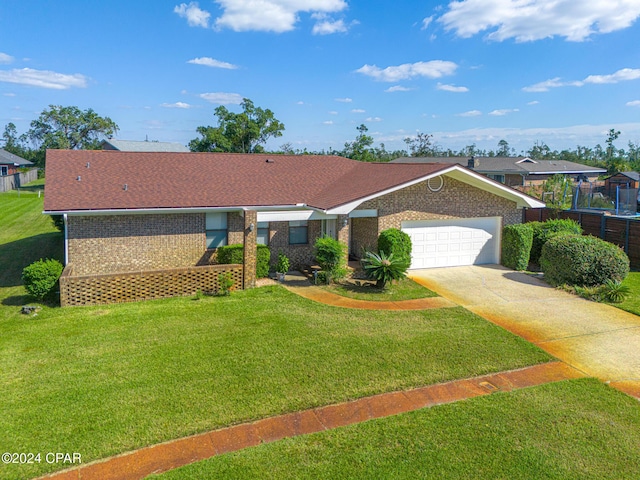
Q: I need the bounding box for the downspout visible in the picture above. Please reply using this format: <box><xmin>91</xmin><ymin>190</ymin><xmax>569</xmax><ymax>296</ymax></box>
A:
<box><xmin>63</xmin><ymin>214</ymin><xmax>69</xmax><ymax>266</ymax></box>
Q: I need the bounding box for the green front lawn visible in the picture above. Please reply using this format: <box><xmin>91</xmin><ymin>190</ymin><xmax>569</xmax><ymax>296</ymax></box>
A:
<box><xmin>614</xmin><ymin>272</ymin><xmax>640</xmax><ymax>316</ymax></box>
<box><xmin>0</xmin><ymin>287</ymin><xmax>551</xmax><ymax>479</ymax></box>
<box><xmin>325</xmin><ymin>277</ymin><xmax>438</xmax><ymax>301</ymax></box>
<box><xmin>154</xmin><ymin>379</ymin><xmax>640</xmax><ymax>480</ymax></box>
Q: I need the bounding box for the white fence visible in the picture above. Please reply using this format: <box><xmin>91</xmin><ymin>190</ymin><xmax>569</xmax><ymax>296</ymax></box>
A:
<box><xmin>0</xmin><ymin>169</ymin><xmax>38</xmax><ymax>192</ymax></box>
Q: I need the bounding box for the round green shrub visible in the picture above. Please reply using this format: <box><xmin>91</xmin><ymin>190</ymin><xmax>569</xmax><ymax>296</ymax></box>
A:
<box><xmin>314</xmin><ymin>236</ymin><xmax>346</xmax><ymax>273</ymax></box>
<box><xmin>22</xmin><ymin>258</ymin><xmax>64</xmax><ymax>300</ymax></box>
<box><xmin>501</xmin><ymin>223</ymin><xmax>533</xmax><ymax>271</ymax></box>
<box><xmin>540</xmin><ymin>234</ymin><xmax>629</xmax><ymax>287</ymax></box>
<box><xmin>530</xmin><ymin>219</ymin><xmax>583</xmax><ymax>265</ymax></box>
<box><xmin>377</xmin><ymin>228</ymin><xmax>412</xmax><ymax>266</ymax></box>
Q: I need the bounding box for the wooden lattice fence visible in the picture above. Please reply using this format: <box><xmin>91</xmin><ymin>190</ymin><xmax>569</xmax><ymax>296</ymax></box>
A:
<box><xmin>59</xmin><ymin>263</ymin><xmax>243</xmax><ymax>306</ymax></box>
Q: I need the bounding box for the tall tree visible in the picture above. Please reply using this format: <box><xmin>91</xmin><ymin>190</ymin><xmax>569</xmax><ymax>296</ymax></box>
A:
<box><xmin>496</xmin><ymin>139</ymin><xmax>511</xmax><ymax>157</ymax></box>
<box><xmin>404</xmin><ymin>132</ymin><xmax>434</xmax><ymax>157</ymax></box>
<box><xmin>27</xmin><ymin>105</ymin><xmax>118</xmax><ymax>151</ymax></box>
<box><xmin>342</xmin><ymin>124</ymin><xmax>377</xmax><ymax>162</ymax></box>
<box><xmin>189</xmin><ymin>98</ymin><xmax>284</xmax><ymax>153</ymax></box>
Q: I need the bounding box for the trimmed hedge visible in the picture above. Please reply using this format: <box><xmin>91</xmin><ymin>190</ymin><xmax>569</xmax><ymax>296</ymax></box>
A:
<box><xmin>540</xmin><ymin>234</ymin><xmax>629</xmax><ymax>287</ymax></box>
<box><xmin>377</xmin><ymin>228</ymin><xmax>412</xmax><ymax>266</ymax></box>
<box><xmin>216</xmin><ymin>244</ymin><xmax>270</xmax><ymax>278</ymax></box>
<box><xmin>530</xmin><ymin>219</ymin><xmax>582</xmax><ymax>265</ymax></box>
<box><xmin>501</xmin><ymin>223</ymin><xmax>533</xmax><ymax>271</ymax></box>
<box><xmin>22</xmin><ymin>258</ymin><xmax>64</xmax><ymax>300</ymax></box>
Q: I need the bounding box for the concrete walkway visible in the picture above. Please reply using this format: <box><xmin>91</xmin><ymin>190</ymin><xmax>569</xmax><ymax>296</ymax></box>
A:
<box><xmin>410</xmin><ymin>265</ymin><xmax>640</xmax><ymax>399</ymax></box>
<box><xmin>38</xmin><ymin>362</ymin><xmax>581</xmax><ymax>480</ymax></box>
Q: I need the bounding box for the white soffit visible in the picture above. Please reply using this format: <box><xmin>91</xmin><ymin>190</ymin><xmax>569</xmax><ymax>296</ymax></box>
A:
<box><xmin>257</xmin><ymin>210</ymin><xmax>337</xmax><ymax>222</ymax></box>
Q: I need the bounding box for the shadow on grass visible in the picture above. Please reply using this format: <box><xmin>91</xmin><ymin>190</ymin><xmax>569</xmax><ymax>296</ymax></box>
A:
<box><xmin>0</xmin><ymin>232</ymin><xmax>63</xmax><ymax>287</ymax></box>
<box><xmin>2</xmin><ymin>294</ymin><xmax>32</xmax><ymax>306</ymax></box>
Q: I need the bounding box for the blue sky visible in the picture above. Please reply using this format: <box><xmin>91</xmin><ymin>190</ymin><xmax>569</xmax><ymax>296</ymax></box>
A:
<box><xmin>1</xmin><ymin>0</ymin><xmax>640</xmax><ymax>154</ymax></box>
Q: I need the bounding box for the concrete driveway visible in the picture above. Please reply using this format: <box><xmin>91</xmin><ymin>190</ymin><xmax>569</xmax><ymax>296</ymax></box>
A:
<box><xmin>409</xmin><ymin>265</ymin><xmax>640</xmax><ymax>399</ymax></box>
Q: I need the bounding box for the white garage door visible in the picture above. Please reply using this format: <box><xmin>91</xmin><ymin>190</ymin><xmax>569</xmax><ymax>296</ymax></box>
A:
<box><xmin>402</xmin><ymin>217</ymin><xmax>501</xmax><ymax>269</ymax></box>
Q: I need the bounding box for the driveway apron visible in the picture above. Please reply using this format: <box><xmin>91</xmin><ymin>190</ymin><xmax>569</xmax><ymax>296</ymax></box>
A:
<box><xmin>410</xmin><ymin>265</ymin><xmax>640</xmax><ymax>399</ymax></box>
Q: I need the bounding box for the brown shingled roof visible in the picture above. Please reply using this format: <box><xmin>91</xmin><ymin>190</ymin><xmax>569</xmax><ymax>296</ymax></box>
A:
<box><xmin>43</xmin><ymin>150</ymin><xmax>450</xmax><ymax>213</ymax></box>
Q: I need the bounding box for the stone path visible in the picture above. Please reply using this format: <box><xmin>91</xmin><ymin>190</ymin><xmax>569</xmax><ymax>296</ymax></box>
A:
<box><xmin>39</xmin><ymin>362</ymin><xmax>582</xmax><ymax>480</ymax></box>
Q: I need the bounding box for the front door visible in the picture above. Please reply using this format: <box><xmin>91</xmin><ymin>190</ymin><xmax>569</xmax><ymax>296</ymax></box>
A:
<box><xmin>321</xmin><ymin>219</ymin><xmax>337</xmax><ymax>239</ymax></box>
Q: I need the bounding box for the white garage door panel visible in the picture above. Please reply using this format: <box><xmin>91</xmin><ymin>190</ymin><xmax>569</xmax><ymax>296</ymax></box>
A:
<box><xmin>402</xmin><ymin>217</ymin><xmax>501</xmax><ymax>269</ymax></box>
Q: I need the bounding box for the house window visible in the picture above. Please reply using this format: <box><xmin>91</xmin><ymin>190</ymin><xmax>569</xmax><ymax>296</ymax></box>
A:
<box><xmin>289</xmin><ymin>220</ymin><xmax>308</xmax><ymax>245</ymax></box>
<box><xmin>488</xmin><ymin>174</ymin><xmax>505</xmax><ymax>184</ymax></box>
<box><xmin>206</xmin><ymin>212</ymin><xmax>227</xmax><ymax>248</ymax></box>
<box><xmin>0</xmin><ymin>166</ymin><xmax>7</xmax><ymax>176</ymax></box>
<box><xmin>256</xmin><ymin>222</ymin><xmax>269</xmax><ymax>245</ymax></box>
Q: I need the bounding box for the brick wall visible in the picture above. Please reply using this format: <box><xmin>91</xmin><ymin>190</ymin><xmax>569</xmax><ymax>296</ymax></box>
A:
<box><xmin>350</xmin><ymin>217</ymin><xmax>378</xmax><ymax>258</ymax></box>
<box><xmin>67</xmin><ymin>213</ymin><xmax>206</xmax><ymax>275</ymax></box>
<box><xmin>359</xmin><ymin>177</ymin><xmax>520</xmax><ymax>231</ymax></box>
<box><xmin>268</xmin><ymin>220</ymin><xmax>322</xmax><ymax>269</ymax></box>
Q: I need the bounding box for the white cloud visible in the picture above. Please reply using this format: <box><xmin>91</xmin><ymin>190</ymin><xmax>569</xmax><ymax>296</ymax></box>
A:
<box><xmin>385</xmin><ymin>85</ymin><xmax>412</xmax><ymax>92</ymax></box>
<box><xmin>365</xmin><ymin>116</ymin><xmax>382</xmax><ymax>122</ymax></box>
<box><xmin>356</xmin><ymin>60</ymin><xmax>457</xmax><ymax>82</ymax></box>
<box><xmin>523</xmin><ymin>68</ymin><xmax>640</xmax><ymax>92</ymax></box>
<box><xmin>488</xmin><ymin>108</ymin><xmax>519</xmax><ymax>116</ymax></box>
<box><xmin>437</xmin><ymin>83</ymin><xmax>469</xmax><ymax>92</ymax></box>
<box><xmin>161</xmin><ymin>102</ymin><xmax>195</xmax><ymax>108</ymax></box>
<box><xmin>457</xmin><ymin>110</ymin><xmax>482</xmax><ymax>117</ymax></box>
<box><xmin>214</xmin><ymin>0</ymin><xmax>347</xmax><ymax>33</ymax></box>
<box><xmin>584</xmin><ymin>68</ymin><xmax>640</xmax><ymax>84</ymax></box>
<box><xmin>187</xmin><ymin>57</ymin><xmax>239</xmax><ymax>69</ymax></box>
<box><xmin>0</xmin><ymin>52</ymin><xmax>14</xmax><ymax>64</ymax></box>
<box><xmin>335</xmin><ymin>97</ymin><xmax>353</xmax><ymax>103</ymax></box>
<box><xmin>323</xmin><ymin>120</ymin><xmax>334</xmax><ymax>125</ymax></box>
<box><xmin>296</xmin><ymin>101</ymin><xmax>305</xmax><ymax>105</ymax></box>
<box><xmin>0</xmin><ymin>68</ymin><xmax>87</xmax><ymax>89</ymax></box>
<box><xmin>198</xmin><ymin>92</ymin><xmax>243</xmax><ymax>104</ymax></box>
<box><xmin>3</xmin><ymin>92</ymin><xmax>16</xmax><ymax>97</ymax></box>
<box><xmin>627</xmin><ymin>100</ymin><xmax>640</xmax><ymax>107</ymax></box>
<box><xmin>328</xmin><ymin>110</ymin><xmax>338</xmax><ymax>115</ymax></box>
<box><xmin>311</xmin><ymin>13</ymin><xmax>348</xmax><ymax>35</ymax></box>
<box><xmin>351</xmin><ymin>108</ymin><xmax>365</xmax><ymax>113</ymax></box>
<box><xmin>527</xmin><ymin>100</ymin><xmax>540</xmax><ymax>105</ymax></box>
<box><xmin>439</xmin><ymin>0</ymin><xmax>640</xmax><ymax>42</ymax></box>
<box><xmin>421</xmin><ymin>15</ymin><xmax>434</xmax><ymax>30</ymax></box>
<box><xmin>174</xmin><ymin>2</ymin><xmax>211</xmax><ymax>28</ymax></box>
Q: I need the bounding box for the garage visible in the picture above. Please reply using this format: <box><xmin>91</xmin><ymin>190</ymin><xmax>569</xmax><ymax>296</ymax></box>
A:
<box><xmin>402</xmin><ymin>217</ymin><xmax>501</xmax><ymax>269</ymax></box>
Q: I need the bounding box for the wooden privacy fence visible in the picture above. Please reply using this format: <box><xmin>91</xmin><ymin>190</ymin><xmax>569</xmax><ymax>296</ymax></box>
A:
<box><xmin>59</xmin><ymin>263</ymin><xmax>243</xmax><ymax>306</ymax></box>
<box><xmin>0</xmin><ymin>169</ymin><xmax>38</xmax><ymax>192</ymax></box>
<box><xmin>524</xmin><ymin>209</ymin><xmax>640</xmax><ymax>269</ymax></box>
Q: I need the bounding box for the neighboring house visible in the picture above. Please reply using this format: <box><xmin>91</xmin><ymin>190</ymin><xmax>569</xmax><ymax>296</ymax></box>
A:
<box><xmin>0</xmin><ymin>149</ymin><xmax>34</xmax><ymax>176</ymax></box>
<box><xmin>44</xmin><ymin>150</ymin><xmax>544</xmax><ymax>303</ymax></box>
<box><xmin>391</xmin><ymin>156</ymin><xmax>606</xmax><ymax>187</ymax></box>
<box><xmin>101</xmin><ymin>139</ymin><xmax>190</xmax><ymax>152</ymax></box>
<box><xmin>0</xmin><ymin>149</ymin><xmax>37</xmax><ymax>192</ymax></box>
<box><xmin>604</xmin><ymin>171</ymin><xmax>639</xmax><ymax>196</ymax></box>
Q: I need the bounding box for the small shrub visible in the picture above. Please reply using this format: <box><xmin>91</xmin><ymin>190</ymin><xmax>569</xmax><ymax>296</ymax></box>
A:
<box><xmin>601</xmin><ymin>280</ymin><xmax>630</xmax><ymax>303</ymax></box>
<box><xmin>217</xmin><ymin>272</ymin><xmax>234</xmax><ymax>296</ymax></box>
<box><xmin>51</xmin><ymin>214</ymin><xmax>65</xmax><ymax>232</ymax></box>
<box><xmin>361</xmin><ymin>250</ymin><xmax>409</xmax><ymax>289</ymax></box>
<box><xmin>501</xmin><ymin>223</ymin><xmax>533</xmax><ymax>271</ymax></box>
<box><xmin>276</xmin><ymin>252</ymin><xmax>290</xmax><ymax>274</ymax></box>
<box><xmin>377</xmin><ymin>228</ymin><xmax>412</xmax><ymax>267</ymax></box>
<box><xmin>22</xmin><ymin>258</ymin><xmax>64</xmax><ymax>300</ymax></box>
<box><xmin>314</xmin><ymin>236</ymin><xmax>347</xmax><ymax>282</ymax></box>
<box><xmin>216</xmin><ymin>243</ymin><xmax>269</xmax><ymax>278</ymax></box>
<box><xmin>540</xmin><ymin>234</ymin><xmax>629</xmax><ymax>287</ymax></box>
<box><xmin>530</xmin><ymin>219</ymin><xmax>583</xmax><ymax>265</ymax></box>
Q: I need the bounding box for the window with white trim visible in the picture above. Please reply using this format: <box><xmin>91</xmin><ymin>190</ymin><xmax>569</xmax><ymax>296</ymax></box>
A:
<box><xmin>289</xmin><ymin>221</ymin><xmax>308</xmax><ymax>245</ymax></box>
<box><xmin>488</xmin><ymin>174</ymin><xmax>505</xmax><ymax>184</ymax></box>
<box><xmin>256</xmin><ymin>222</ymin><xmax>269</xmax><ymax>245</ymax></box>
<box><xmin>206</xmin><ymin>212</ymin><xmax>228</xmax><ymax>248</ymax></box>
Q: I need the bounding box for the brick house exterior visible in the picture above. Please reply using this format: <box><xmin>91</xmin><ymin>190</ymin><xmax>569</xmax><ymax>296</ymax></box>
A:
<box><xmin>44</xmin><ymin>150</ymin><xmax>544</xmax><ymax>304</ymax></box>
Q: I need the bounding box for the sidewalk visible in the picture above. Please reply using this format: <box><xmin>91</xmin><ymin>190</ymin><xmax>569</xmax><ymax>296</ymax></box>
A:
<box><xmin>39</xmin><ymin>362</ymin><xmax>582</xmax><ymax>480</ymax></box>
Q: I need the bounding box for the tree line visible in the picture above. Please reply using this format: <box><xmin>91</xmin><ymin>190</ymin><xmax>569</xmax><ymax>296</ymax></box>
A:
<box><xmin>3</xmin><ymin>100</ymin><xmax>639</xmax><ymax>176</ymax></box>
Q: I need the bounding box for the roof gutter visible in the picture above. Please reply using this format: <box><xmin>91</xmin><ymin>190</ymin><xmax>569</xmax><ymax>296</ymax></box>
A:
<box><xmin>43</xmin><ymin>204</ymin><xmax>316</xmax><ymax>216</ymax></box>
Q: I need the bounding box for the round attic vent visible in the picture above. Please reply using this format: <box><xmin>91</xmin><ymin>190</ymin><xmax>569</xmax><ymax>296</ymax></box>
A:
<box><xmin>427</xmin><ymin>175</ymin><xmax>444</xmax><ymax>192</ymax></box>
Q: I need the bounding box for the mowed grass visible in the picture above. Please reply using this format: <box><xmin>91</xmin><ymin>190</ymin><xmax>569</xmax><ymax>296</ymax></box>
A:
<box><xmin>153</xmin><ymin>379</ymin><xmax>640</xmax><ymax>480</ymax></box>
<box><xmin>614</xmin><ymin>271</ymin><xmax>640</xmax><ymax>316</ymax></box>
<box><xmin>325</xmin><ymin>277</ymin><xmax>438</xmax><ymax>301</ymax></box>
<box><xmin>0</xmin><ymin>184</ymin><xmax>62</xmax><ymax>305</ymax></box>
<box><xmin>0</xmin><ymin>288</ymin><xmax>551</xmax><ymax>479</ymax></box>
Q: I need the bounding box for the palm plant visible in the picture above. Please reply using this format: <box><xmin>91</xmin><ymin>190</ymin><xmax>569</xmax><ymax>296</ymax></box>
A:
<box><xmin>361</xmin><ymin>250</ymin><xmax>409</xmax><ymax>289</ymax></box>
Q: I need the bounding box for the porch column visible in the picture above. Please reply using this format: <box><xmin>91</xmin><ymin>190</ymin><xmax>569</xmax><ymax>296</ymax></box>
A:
<box><xmin>337</xmin><ymin>214</ymin><xmax>350</xmax><ymax>265</ymax></box>
<box><xmin>243</xmin><ymin>209</ymin><xmax>258</xmax><ymax>289</ymax></box>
